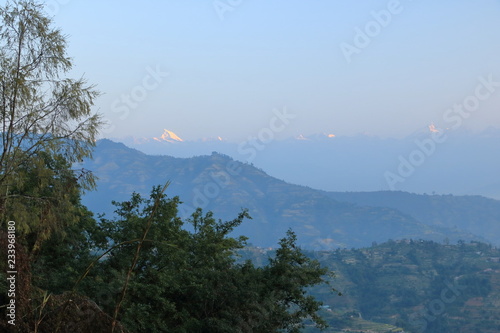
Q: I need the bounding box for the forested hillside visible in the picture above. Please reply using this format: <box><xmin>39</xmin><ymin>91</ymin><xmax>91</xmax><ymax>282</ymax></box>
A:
<box><xmin>82</xmin><ymin>139</ymin><xmax>496</xmax><ymax>248</ymax></box>
<box><xmin>326</xmin><ymin>191</ymin><xmax>500</xmax><ymax>246</ymax></box>
<box><xmin>242</xmin><ymin>240</ymin><xmax>500</xmax><ymax>332</ymax></box>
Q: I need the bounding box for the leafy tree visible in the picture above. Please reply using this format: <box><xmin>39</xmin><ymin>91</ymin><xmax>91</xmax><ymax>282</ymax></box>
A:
<box><xmin>0</xmin><ymin>152</ymin><xmax>109</xmax><ymax>333</ymax></box>
<box><xmin>0</xmin><ymin>0</ymin><xmax>102</xmax><ymax>210</ymax></box>
<box><xmin>90</xmin><ymin>188</ymin><xmax>334</xmax><ymax>332</ymax></box>
<box><xmin>3</xmin><ymin>151</ymin><xmax>95</xmax><ymax>255</ymax></box>
<box><xmin>0</xmin><ymin>0</ymin><xmax>102</xmax><ymax>266</ymax></box>
<box><xmin>0</xmin><ymin>2</ymin><xmax>102</xmax><ymax>330</ymax></box>
<box><xmin>260</xmin><ymin>230</ymin><xmax>330</xmax><ymax>332</ymax></box>
<box><xmin>0</xmin><ymin>150</ymin><xmax>107</xmax><ymax>331</ymax></box>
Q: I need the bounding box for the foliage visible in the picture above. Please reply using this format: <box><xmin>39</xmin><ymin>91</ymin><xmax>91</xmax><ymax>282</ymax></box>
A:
<box><xmin>0</xmin><ymin>0</ymin><xmax>102</xmax><ymax>258</ymax></box>
<box><xmin>0</xmin><ymin>2</ymin><xmax>103</xmax><ymax>330</ymax></box>
<box><xmin>2</xmin><ymin>151</ymin><xmax>98</xmax><ymax>255</ymax></box>
<box><xmin>302</xmin><ymin>239</ymin><xmax>500</xmax><ymax>333</ymax></box>
<box><xmin>88</xmin><ymin>188</ymin><xmax>333</xmax><ymax>332</ymax></box>
<box><xmin>0</xmin><ymin>151</ymin><xmax>107</xmax><ymax>332</ymax></box>
<box><xmin>0</xmin><ymin>0</ymin><xmax>102</xmax><ymax>198</ymax></box>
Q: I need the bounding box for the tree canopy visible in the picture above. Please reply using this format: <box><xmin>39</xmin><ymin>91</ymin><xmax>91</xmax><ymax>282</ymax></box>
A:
<box><xmin>0</xmin><ymin>0</ymin><xmax>102</xmax><ymax>197</ymax></box>
<box><xmin>87</xmin><ymin>188</ymin><xmax>333</xmax><ymax>332</ymax></box>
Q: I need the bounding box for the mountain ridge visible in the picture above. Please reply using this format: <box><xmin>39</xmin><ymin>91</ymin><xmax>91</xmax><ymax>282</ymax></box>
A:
<box><xmin>81</xmin><ymin>139</ymin><xmax>499</xmax><ymax>248</ymax></box>
<box><xmin>111</xmin><ymin>127</ymin><xmax>500</xmax><ymax>200</ymax></box>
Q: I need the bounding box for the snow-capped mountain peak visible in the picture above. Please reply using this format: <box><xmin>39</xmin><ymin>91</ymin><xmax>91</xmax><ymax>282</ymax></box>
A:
<box><xmin>153</xmin><ymin>129</ymin><xmax>184</xmax><ymax>143</ymax></box>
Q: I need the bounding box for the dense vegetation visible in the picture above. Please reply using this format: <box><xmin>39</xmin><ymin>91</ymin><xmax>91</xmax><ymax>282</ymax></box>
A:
<box><xmin>2</xmin><ymin>183</ymin><xmax>334</xmax><ymax>332</ymax></box>
<box><xmin>256</xmin><ymin>240</ymin><xmax>500</xmax><ymax>332</ymax></box>
<box><xmin>2</xmin><ymin>179</ymin><xmax>335</xmax><ymax>332</ymax></box>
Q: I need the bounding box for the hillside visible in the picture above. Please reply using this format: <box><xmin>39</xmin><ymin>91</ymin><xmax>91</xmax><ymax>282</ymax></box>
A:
<box><xmin>118</xmin><ymin>128</ymin><xmax>500</xmax><ymax>200</ymax></box>
<box><xmin>240</xmin><ymin>240</ymin><xmax>500</xmax><ymax>332</ymax></box>
<box><xmin>81</xmin><ymin>139</ymin><xmax>493</xmax><ymax>248</ymax></box>
<box><xmin>320</xmin><ymin>240</ymin><xmax>500</xmax><ymax>332</ymax></box>
<box><xmin>325</xmin><ymin>191</ymin><xmax>500</xmax><ymax>247</ymax></box>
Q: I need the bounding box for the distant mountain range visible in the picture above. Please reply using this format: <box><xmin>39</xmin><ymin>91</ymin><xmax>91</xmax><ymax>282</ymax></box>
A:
<box><xmin>81</xmin><ymin>139</ymin><xmax>500</xmax><ymax>249</ymax></box>
<box><xmin>113</xmin><ymin>127</ymin><xmax>500</xmax><ymax>200</ymax></box>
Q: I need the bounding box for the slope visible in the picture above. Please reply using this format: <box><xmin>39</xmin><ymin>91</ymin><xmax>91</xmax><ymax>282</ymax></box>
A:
<box><xmin>325</xmin><ymin>191</ymin><xmax>500</xmax><ymax>246</ymax></box>
<box><xmin>81</xmin><ymin>139</ymin><xmax>487</xmax><ymax>248</ymax></box>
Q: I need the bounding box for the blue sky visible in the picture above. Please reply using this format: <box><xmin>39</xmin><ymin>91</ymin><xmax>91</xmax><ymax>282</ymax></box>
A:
<box><xmin>47</xmin><ymin>0</ymin><xmax>500</xmax><ymax>141</ymax></box>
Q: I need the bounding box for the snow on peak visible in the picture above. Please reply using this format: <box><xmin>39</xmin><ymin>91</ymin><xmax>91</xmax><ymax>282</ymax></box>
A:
<box><xmin>153</xmin><ymin>129</ymin><xmax>184</xmax><ymax>143</ymax></box>
<box><xmin>428</xmin><ymin>123</ymin><xmax>440</xmax><ymax>133</ymax></box>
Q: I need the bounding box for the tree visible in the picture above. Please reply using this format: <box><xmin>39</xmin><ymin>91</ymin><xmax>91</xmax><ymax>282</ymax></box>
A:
<box><xmin>0</xmin><ymin>149</ymin><xmax>109</xmax><ymax>331</ymax></box>
<box><xmin>90</xmin><ymin>188</ymin><xmax>334</xmax><ymax>332</ymax></box>
<box><xmin>0</xmin><ymin>0</ymin><xmax>102</xmax><ymax>208</ymax></box>
<box><xmin>3</xmin><ymin>151</ymin><xmax>93</xmax><ymax>254</ymax></box>
<box><xmin>262</xmin><ymin>230</ymin><xmax>330</xmax><ymax>332</ymax></box>
<box><xmin>0</xmin><ymin>2</ymin><xmax>102</xmax><ymax>329</ymax></box>
<box><xmin>0</xmin><ymin>0</ymin><xmax>102</xmax><ymax>273</ymax></box>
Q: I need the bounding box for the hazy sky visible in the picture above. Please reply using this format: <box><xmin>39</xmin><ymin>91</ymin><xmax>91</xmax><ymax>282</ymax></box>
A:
<box><xmin>47</xmin><ymin>0</ymin><xmax>500</xmax><ymax>141</ymax></box>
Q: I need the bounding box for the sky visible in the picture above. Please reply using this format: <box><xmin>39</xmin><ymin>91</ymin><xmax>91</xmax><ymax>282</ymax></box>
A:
<box><xmin>43</xmin><ymin>0</ymin><xmax>500</xmax><ymax>142</ymax></box>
